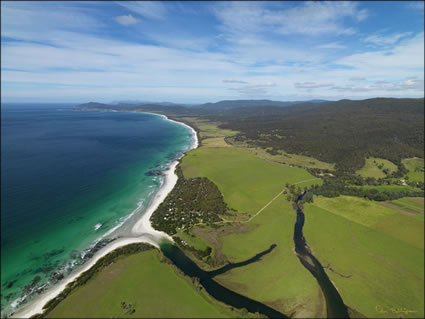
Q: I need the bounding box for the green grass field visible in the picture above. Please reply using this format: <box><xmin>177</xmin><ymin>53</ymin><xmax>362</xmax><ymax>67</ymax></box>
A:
<box><xmin>303</xmin><ymin>196</ymin><xmax>424</xmax><ymax>318</ymax></box>
<box><xmin>402</xmin><ymin>158</ymin><xmax>425</xmax><ymax>182</ymax></box>
<box><xmin>47</xmin><ymin>249</ymin><xmax>242</xmax><ymax>318</ymax></box>
<box><xmin>182</xmin><ymin>118</ymin><xmax>238</xmax><ymax>148</ymax></box>
<box><xmin>180</xmin><ymin>141</ymin><xmax>325</xmax><ymax>317</ymax></box>
<box><xmin>391</xmin><ymin>197</ymin><xmax>424</xmax><ymax>211</ymax></box>
<box><xmin>244</xmin><ymin>146</ymin><xmax>334</xmax><ymax>170</ymax></box>
<box><xmin>181</xmin><ymin>147</ymin><xmax>321</xmax><ymax>215</ymax></box>
<box><xmin>214</xmin><ymin>195</ymin><xmax>326</xmax><ymax>318</ymax></box>
<box><xmin>387</xmin><ymin>197</ymin><xmax>425</xmax><ymax>221</ymax></box>
<box><xmin>357</xmin><ymin>157</ymin><xmax>398</xmax><ymax>179</ymax></box>
<box><xmin>227</xmin><ymin>138</ymin><xmax>335</xmax><ymax>170</ymax></box>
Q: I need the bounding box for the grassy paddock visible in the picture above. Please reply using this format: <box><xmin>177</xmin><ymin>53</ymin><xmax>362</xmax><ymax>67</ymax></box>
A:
<box><xmin>356</xmin><ymin>157</ymin><xmax>398</xmax><ymax>178</ymax></box>
<box><xmin>181</xmin><ymin>118</ymin><xmax>238</xmax><ymax>149</ymax></box>
<box><xmin>386</xmin><ymin>197</ymin><xmax>425</xmax><ymax>221</ymax></box>
<box><xmin>215</xmin><ymin>196</ymin><xmax>326</xmax><ymax>318</ymax></box>
<box><xmin>180</xmin><ymin>139</ymin><xmax>324</xmax><ymax>317</ymax></box>
<box><xmin>47</xmin><ymin>249</ymin><xmax>243</xmax><ymax>318</ymax></box>
<box><xmin>402</xmin><ymin>158</ymin><xmax>425</xmax><ymax>182</ymax></box>
<box><xmin>303</xmin><ymin>196</ymin><xmax>424</xmax><ymax>318</ymax></box>
<box><xmin>181</xmin><ymin>147</ymin><xmax>320</xmax><ymax>215</ymax></box>
<box><xmin>238</xmin><ymin>143</ymin><xmax>334</xmax><ymax>170</ymax></box>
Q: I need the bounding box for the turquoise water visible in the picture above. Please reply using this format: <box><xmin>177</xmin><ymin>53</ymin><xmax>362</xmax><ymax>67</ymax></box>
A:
<box><xmin>1</xmin><ymin>104</ymin><xmax>193</xmax><ymax>316</ymax></box>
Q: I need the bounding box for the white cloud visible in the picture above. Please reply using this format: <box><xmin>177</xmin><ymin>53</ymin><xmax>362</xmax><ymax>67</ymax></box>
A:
<box><xmin>363</xmin><ymin>32</ymin><xmax>412</xmax><ymax>46</ymax></box>
<box><xmin>331</xmin><ymin>78</ymin><xmax>424</xmax><ymax>92</ymax></box>
<box><xmin>1</xmin><ymin>1</ymin><xmax>423</xmax><ymax>102</ymax></box>
<box><xmin>0</xmin><ymin>2</ymin><xmax>104</xmax><ymax>44</ymax></box>
<box><xmin>223</xmin><ymin>80</ymin><xmax>248</xmax><ymax>84</ymax></box>
<box><xmin>273</xmin><ymin>1</ymin><xmax>367</xmax><ymax>35</ymax></box>
<box><xmin>295</xmin><ymin>82</ymin><xmax>334</xmax><ymax>89</ymax></box>
<box><xmin>213</xmin><ymin>1</ymin><xmax>368</xmax><ymax>37</ymax></box>
<box><xmin>117</xmin><ymin>1</ymin><xmax>167</xmax><ymax>20</ymax></box>
<box><xmin>336</xmin><ymin>32</ymin><xmax>424</xmax><ymax>72</ymax></box>
<box><xmin>115</xmin><ymin>14</ymin><xmax>139</xmax><ymax>25</ymax></box>
<box><xmin>226</xmin><ymin>80</ymin><xmax>277</xmax><ymax>95</ymax></box>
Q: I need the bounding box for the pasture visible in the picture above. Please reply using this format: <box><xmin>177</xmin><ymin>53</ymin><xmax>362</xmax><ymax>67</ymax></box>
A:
<box><xmin>47</xmin><ymin>249</ymin><xmax>241</xmax><ymax>318</ymax></box>
<box><xmin>402</xmin><ymin>158</ymin><xmax>425</xmax><ymax>182</ymax></box>
<box><xmin>181</xmin><ymin>147</ymin><xmax>320</xmax><ymax>215</ymax></box>
<box><xmin>180</xmin><ymin>131</ymin><xmax>325</xmax><ymax>317</ymax></box>
<box><xmin>303</xmin><ymin>196</ymin><xmax>424</xmax><ymax>318</ymax></box>
<box><xmin>356</xmin><ymin>157</ymin><xmax>398</xmax><ymax>179</ymax></box>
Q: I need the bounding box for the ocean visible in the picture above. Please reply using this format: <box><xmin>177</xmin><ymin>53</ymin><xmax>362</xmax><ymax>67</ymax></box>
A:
<box><xmin>1</xmin><ymin>104</ymin><xmax>193</xmax><ymax>316</ymax></box>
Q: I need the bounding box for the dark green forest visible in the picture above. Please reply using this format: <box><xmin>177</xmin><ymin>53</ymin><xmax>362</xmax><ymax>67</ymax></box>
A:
<box><xmin>214</xmin><ymin>98</ymin><xmax>424</xmax><ymax>171</ymax></box>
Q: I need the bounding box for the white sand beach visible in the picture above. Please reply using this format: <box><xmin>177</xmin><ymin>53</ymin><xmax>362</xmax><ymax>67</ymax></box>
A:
<box><xmin>12</xmin><ymin>113</ymin><xmax>198</xmax><ymax>318</ymax></box>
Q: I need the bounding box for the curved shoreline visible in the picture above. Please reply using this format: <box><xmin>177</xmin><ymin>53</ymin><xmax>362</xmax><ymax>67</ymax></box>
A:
<box><xmin>12</xmin><ymin>111</ymin><xmax>199</xmax><ymax>318</ymax></box>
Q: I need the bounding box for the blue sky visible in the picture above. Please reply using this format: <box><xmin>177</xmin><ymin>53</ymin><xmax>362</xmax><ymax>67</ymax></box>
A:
<box><xmin>1</xmin><ymin>1</ymin><xmax>424</xmax><ymax>103</ymax></box>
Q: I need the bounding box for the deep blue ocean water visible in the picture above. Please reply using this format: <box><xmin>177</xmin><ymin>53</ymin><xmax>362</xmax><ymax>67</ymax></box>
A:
<box><xmin>1</xmin><ymin>104</ymin><xmax>193</xmax><ymax>316</ymax></box>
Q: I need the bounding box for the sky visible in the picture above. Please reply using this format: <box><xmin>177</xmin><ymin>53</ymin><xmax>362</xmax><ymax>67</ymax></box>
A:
<box><xmin>1</xmin><ymin>1</ymin><xmax>424</xmax><ymax>104</ymax></box>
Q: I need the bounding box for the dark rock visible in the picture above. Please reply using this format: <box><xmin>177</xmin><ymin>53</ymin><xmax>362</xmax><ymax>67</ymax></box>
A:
<box><xmin>3</xmin><ymin>279</ymin><xmax>17</xmax><ymax>289</ymax></box>
<box><xmin>145</xmin><ymin>170</ymin><xmax>163</xmax><ymax>176</ymax></box>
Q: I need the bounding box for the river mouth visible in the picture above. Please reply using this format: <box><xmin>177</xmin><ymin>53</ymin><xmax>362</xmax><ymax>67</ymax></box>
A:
<box><xmin>293</xmin><ymin>193</ymin><xmax>349</xmax><ymax>318</ymax></box>
<box><xmin>160</xmin><ymin>242</ymin><xmax>287</xmax><ymax>318</ymax></box>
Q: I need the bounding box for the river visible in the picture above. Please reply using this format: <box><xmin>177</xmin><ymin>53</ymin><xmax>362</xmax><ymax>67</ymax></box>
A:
<box><xmin>293</xmin><ymin>192</ymin><xmax>349</xmax><ymax>318</ymax></box>
<box><xmin>158</xmin><ymin>191</ymin><xmax>350</xmax><ymax>318</ymax></box>
<box><xmin>160</xmin><ymin>243</ymin><xmax>287</xmax><ymax>318</ymax></box>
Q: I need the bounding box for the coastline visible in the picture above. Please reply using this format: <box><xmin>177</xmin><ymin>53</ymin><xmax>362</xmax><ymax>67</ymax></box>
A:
<box><xmin>11</xmin><ymin>111</ymin><xmax>199</xmax><ymax>318</ymax></box>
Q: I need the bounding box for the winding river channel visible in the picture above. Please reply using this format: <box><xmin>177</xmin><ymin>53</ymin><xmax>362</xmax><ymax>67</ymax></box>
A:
<box><xmin>294</xmin><ymin>192</ymin><xmax>349</xmax><ymax>318</ymax></box>
<box><xmin>158</xmin><ymin>191</ymin><xmax>349</xmax><ymax>318</ymax></box>
<box><xmin>160</xmin><ymin>243</ymin><xmax>287</xmax><ymax>318</ymax></box>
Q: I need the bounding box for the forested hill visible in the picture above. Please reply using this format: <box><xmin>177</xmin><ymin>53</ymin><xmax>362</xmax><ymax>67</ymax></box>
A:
<box><xmin>197</xmin><ymin>99</ymin><xmax>327</xmax><ymax>110</ymax></box>
<box><xmin>215</xmin><ymin>98</ymin><xmax>424</xmax><ymax>171</ymax></box>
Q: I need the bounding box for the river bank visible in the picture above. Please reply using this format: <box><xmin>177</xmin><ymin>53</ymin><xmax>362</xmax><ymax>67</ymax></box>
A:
<box><xmin>11</xmin><ymin>111</ymin><xmax>199</xmax><ymax>318</ymax></box>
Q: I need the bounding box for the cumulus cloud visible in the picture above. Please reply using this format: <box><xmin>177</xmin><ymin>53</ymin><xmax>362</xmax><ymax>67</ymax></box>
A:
<box><xmin>114</xmin><ymin>14</ymin><xmax>139</xmax><ymax>25</ymax></box>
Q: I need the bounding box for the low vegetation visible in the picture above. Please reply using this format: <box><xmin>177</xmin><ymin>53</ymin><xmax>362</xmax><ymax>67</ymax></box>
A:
<box><xmin>150</xmin><ymin>166</ymin><xmax>231</xmax><ymax>235</ymax></box>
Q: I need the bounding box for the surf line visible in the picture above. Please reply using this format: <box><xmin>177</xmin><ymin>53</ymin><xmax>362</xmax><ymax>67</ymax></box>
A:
<box><xmin>12</xmin><ymin>111</ymin><xmax>198</xmax><ymax>318</ymax></box>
